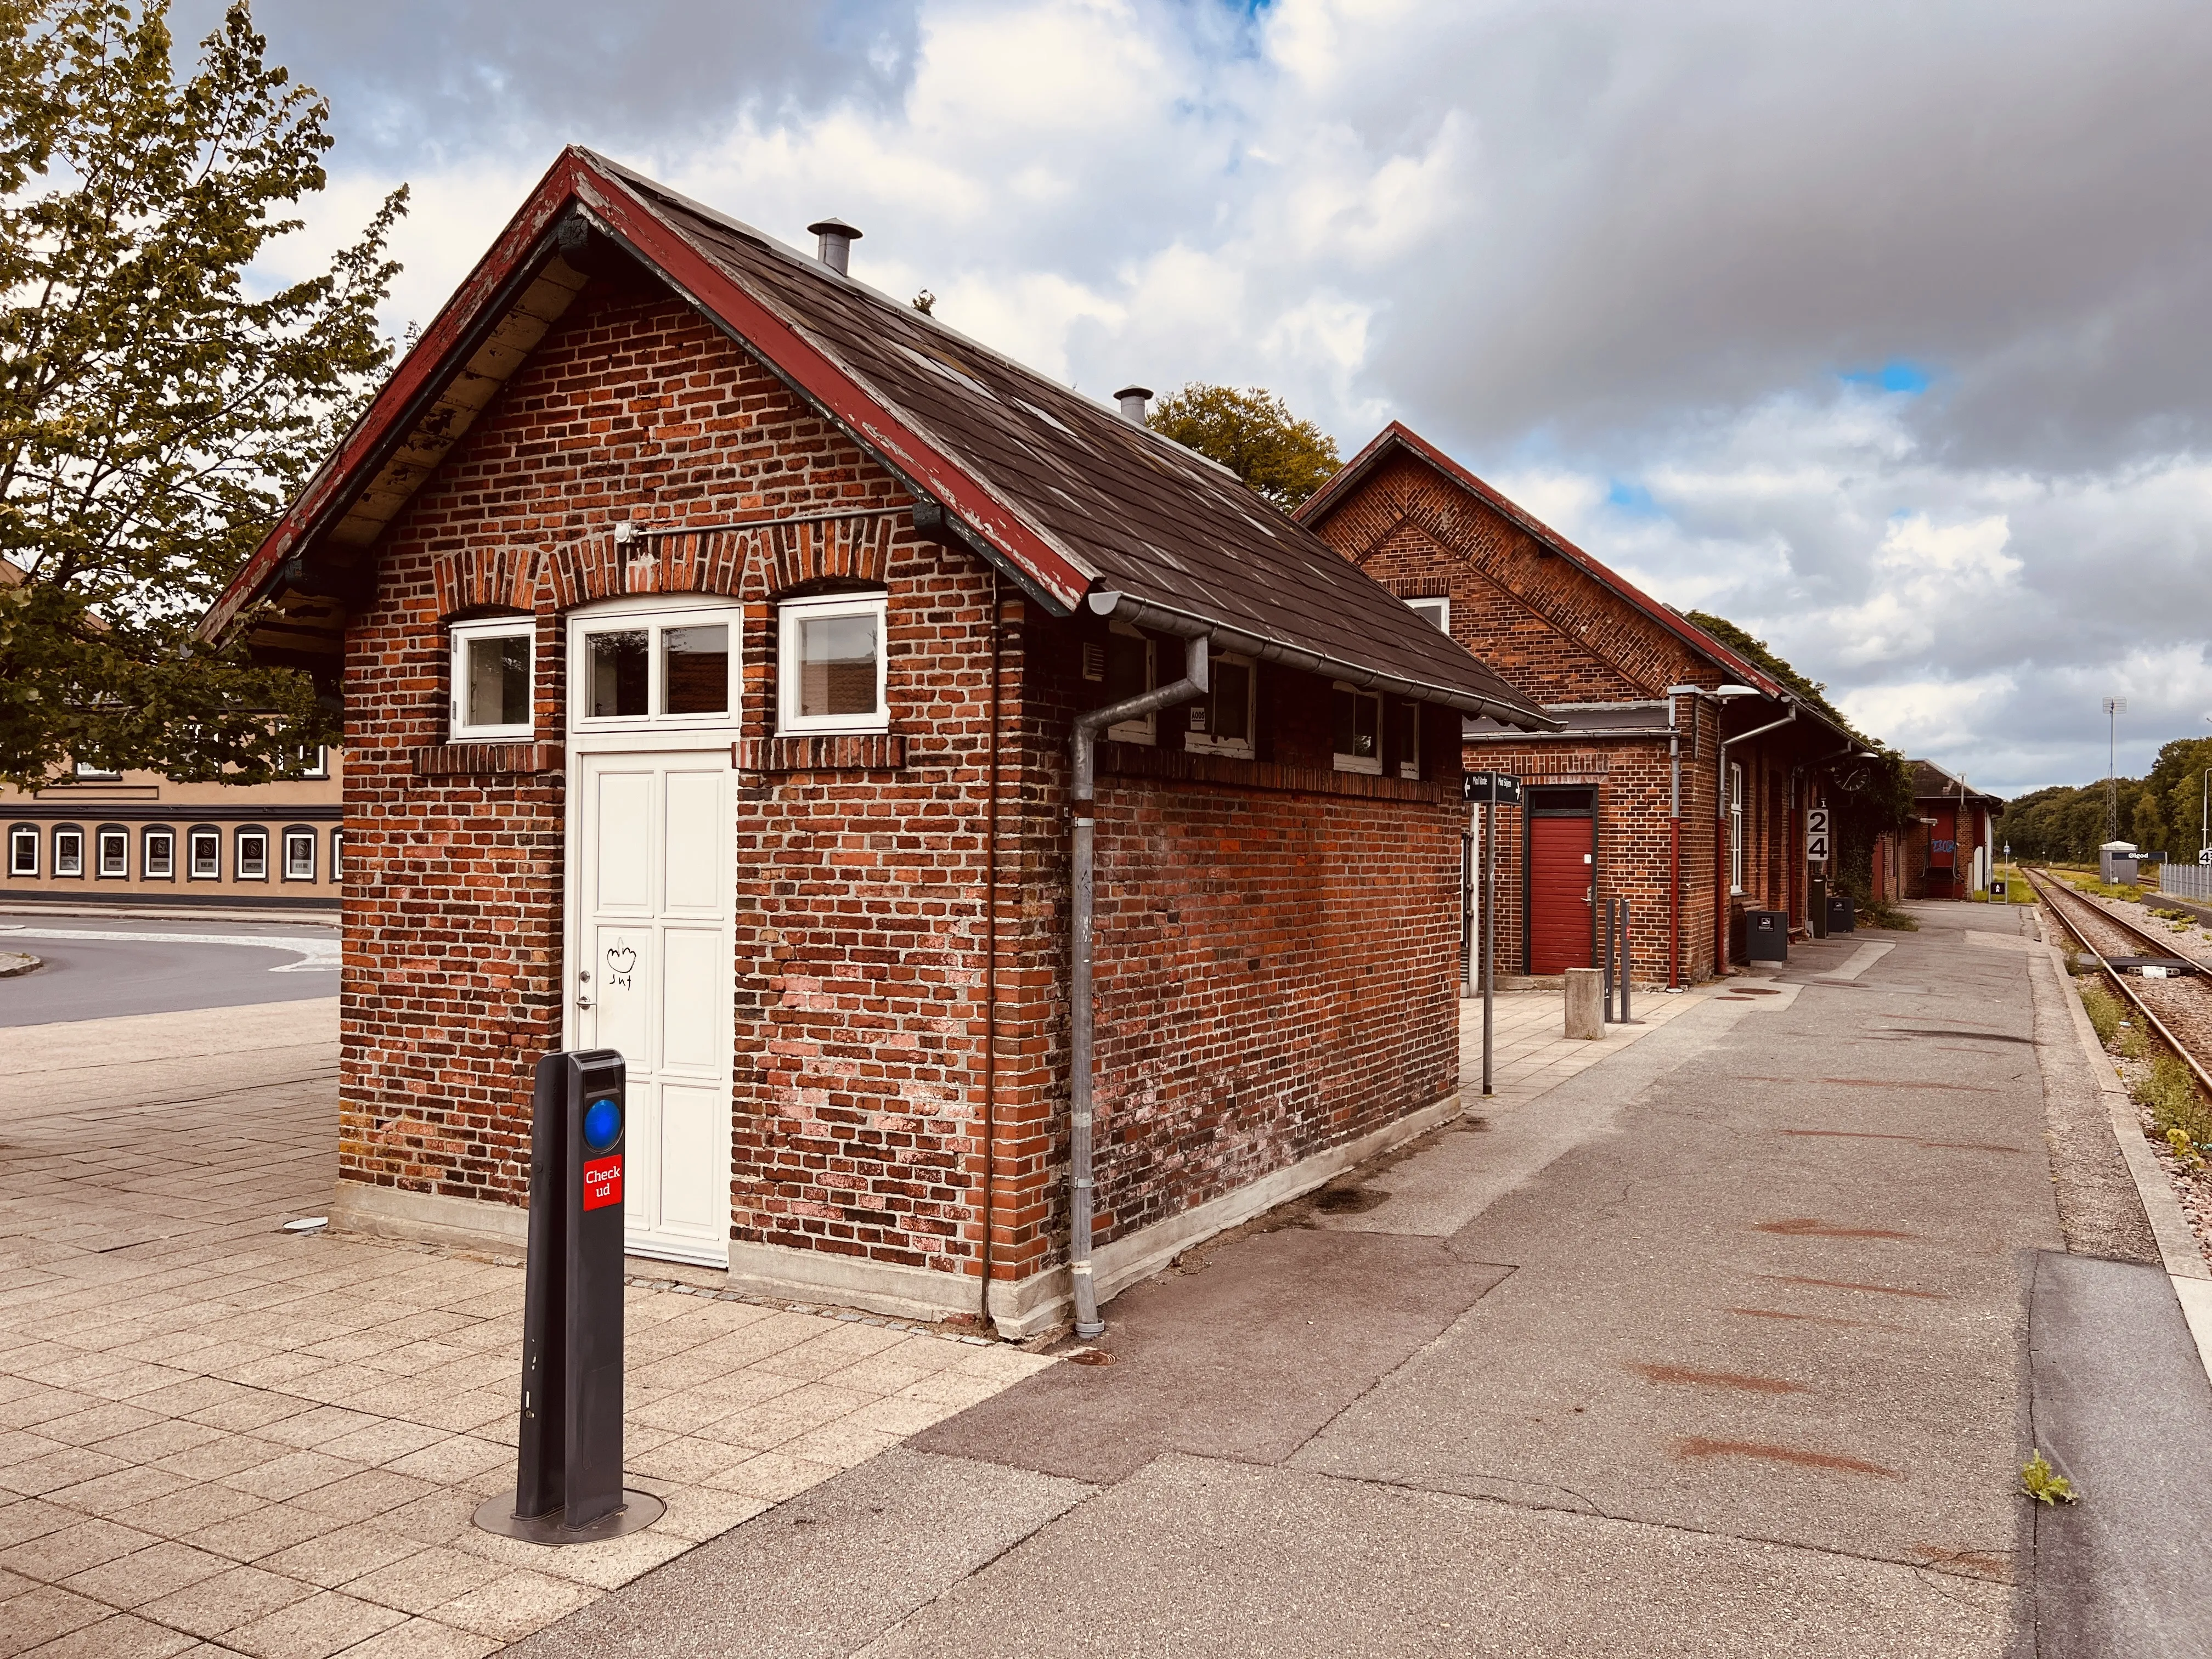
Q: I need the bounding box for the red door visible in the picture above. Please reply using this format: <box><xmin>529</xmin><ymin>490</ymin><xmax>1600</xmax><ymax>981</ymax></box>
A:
<box><xmin>1530</xmin><ymin>816</ymin><xmax>1595</xmax><ymax>973</ymax></box>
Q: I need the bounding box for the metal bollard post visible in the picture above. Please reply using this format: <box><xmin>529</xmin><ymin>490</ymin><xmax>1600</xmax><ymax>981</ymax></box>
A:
<box><xmin>476</xmin><ymin>1049</ymin><xmax>664</xmax><ymax>1544</ymax></box>
<box><xmin>1600</xmin><ymin>895</ymin><xmax>1614</xmax><ymax>1022</ymax></box>
<box><xmin>1621</xmin><ymin>905</ymin><xmax>1633</xmax><ymax>1023</ymax></box>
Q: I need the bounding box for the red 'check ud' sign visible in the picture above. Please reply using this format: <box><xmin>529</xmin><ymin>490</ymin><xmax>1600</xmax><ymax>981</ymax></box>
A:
<box><xmin>582</xmin><ymin>1155</ymin><xmax>623</xmax><ymax>1212</ymax></box>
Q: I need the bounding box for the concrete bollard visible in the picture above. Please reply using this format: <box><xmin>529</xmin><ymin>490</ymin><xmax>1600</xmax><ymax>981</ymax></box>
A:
<box><xmin>1564</xmin><ymin>968</ymin><xmax>1605</xmax><ymax>1040</ymax></box>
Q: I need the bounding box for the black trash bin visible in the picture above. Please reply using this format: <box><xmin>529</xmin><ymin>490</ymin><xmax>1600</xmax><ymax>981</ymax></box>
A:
<box><xmin>1746</xmin><ymin>909</ymin><xmax>1789</xmax><ymax>963</ymax></box>
<box><xmin>1826</xmin><ymin>893</ymin><xmax>1856</xmax><ymax>934</ymax></box>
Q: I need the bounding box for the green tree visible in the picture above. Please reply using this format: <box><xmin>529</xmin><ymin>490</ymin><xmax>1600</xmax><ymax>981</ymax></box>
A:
<box><xmin>0</xmin><ymin>0</ymin><xmax>404</xmax><ymax>788</ymax></box>
<box><xmin>1147</xmin><ymin>383</ymin><xmax>1341</xmax><ymax>510</ymax></box>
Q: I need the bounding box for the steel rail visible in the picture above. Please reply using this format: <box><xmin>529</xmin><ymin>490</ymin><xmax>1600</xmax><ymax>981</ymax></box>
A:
<box><xmin>2024</xmin><ymin>866</ymin><xmax>2212</xmax><ymax>1103</ymax></box>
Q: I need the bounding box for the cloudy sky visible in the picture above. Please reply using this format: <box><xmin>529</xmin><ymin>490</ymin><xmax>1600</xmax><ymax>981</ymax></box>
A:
<box><xmin>187</xmin><ymin>0</ymin><xmax>2212</xmax><ymax>796</ymax></box>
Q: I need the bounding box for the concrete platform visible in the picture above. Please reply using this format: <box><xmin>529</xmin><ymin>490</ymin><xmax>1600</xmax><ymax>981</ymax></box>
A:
<box><xmin>526</xmin><ymin>901</ymin><xmax>2212</xmax><ymax>1655</ymax></box>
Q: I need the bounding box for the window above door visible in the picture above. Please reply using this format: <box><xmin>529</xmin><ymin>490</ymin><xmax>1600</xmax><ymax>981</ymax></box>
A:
<box><xmin>568</xmin><ymin>600</ymin><xmax>741</xmax><ymax>737</ymax></box>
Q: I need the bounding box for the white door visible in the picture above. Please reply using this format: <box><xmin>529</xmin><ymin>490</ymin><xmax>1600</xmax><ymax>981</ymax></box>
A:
<box><xmin>573</xmin><ymin>751</ymin><xmax>733</xmax><ymax>1266</ymax></box>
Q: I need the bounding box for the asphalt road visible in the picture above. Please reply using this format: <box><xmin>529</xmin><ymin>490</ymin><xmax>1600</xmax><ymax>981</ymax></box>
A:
<box><xmin>0</xmin><ymin>911</ymin><xmax>339</xmax><ymax>1025</ymax></box>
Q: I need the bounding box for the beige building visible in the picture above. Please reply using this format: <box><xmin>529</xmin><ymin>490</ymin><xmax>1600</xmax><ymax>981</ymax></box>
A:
<box><xmin>2</xmin><ymin>751</ymin><xmax>342</xmax><ymax>912</ymax></box>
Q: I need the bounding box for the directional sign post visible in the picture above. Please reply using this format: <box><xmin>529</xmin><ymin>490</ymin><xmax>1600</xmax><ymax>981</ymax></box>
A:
<box><xmin>1464</xmin><ymin>772</ymin><xmax>1524</xmax><ymax>1097</ymax></box>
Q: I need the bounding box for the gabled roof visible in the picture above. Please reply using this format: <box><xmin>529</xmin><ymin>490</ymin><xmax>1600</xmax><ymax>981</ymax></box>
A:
<box><xmin>201</xmin><ymin>149</ymin><xmax>1553</xmax><ymax>729</ymax></box>
<box><xmin>1296</xmin><ymin>420</ymin><xmax>1800</xmax><ymax>706</ymax></box>
<box><xmin>1911</xmin><ymin>760</ymin><xmax>2004</xmax><ymax>808</ymax></box>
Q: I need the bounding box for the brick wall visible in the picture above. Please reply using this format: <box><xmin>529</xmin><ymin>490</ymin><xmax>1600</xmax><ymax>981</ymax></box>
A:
<box><xmin>339</xmin><ymin>275</ymin><xmax>1470</xmax><ymax>1306</ymax></box>
<box><xmin>1306</xmin><ymin>444</ymin><xmax>1860</xmax><ymax>980</ymax></box>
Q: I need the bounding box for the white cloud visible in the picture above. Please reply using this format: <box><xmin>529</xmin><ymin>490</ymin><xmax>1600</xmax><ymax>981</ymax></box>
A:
<box><xmin>258</xmin><ymin>0</ymin><xmax>2212</xmax><ymax>798</ymax></box>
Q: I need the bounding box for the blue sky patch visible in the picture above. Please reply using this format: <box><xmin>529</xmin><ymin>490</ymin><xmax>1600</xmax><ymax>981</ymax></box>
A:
<box><xmin>1607</xmin><ymin>480</ymin><xmax>1663</xmax><ymax>516</ymax></box>
<box><xmin>1842</xmin><ymin>359</ymin><xmax>1933</xmax><ymax>395</ymax></box>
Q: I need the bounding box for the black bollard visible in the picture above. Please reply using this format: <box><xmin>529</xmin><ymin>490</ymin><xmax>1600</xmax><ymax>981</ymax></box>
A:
<box><xmin>474</xmin><ymin>1049</ymin><xmax>664</xmax><ymax>1544</ymax></box>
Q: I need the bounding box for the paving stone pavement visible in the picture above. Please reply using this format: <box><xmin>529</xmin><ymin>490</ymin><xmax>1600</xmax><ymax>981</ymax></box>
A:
<box><xmin>0</xmin><ymin>999</ymin><xmax>1050</xmax><ymax>1657</ymax></box>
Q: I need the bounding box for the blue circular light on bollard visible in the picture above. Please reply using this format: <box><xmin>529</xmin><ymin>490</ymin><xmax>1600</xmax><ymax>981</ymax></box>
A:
<box><xmin>583</xmin><ymin>1097</ymin><xmax>622</xmax><ymax>1152</ymax></box>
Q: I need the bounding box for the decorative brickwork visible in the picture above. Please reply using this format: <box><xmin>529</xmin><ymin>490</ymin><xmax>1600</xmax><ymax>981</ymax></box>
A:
<box><xmin>735</xmin><ymin>733</ymin><xmax>907</xmax><ymax>774</ymax></box>
<box><xmin>411</xmin><ymin>742</ymin><xmax>563</xmax><ymax>777</ymax></box>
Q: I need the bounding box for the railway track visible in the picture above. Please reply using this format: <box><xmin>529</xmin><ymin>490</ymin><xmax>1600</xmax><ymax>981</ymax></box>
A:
<box><xmin>2024</xmin><ymin>866</ymin><xmax>2212</xmax><ymax>1100</ymax></box>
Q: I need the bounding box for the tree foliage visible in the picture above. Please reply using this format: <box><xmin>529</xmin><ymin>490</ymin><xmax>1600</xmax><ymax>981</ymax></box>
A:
<box><xmin>0</xmin><ymin>0</ymin><xmax>404</xmax><ymax>788</ymax></box>
<box><xmin>1147</xmin><ymin>382</ymin><xmax>1341</xmax><ymax>510</ymax></box>
<box><xmin>2006</xmin><ymin>736</ymin><xmax>2212</xmax><ymax>864</ymax></box>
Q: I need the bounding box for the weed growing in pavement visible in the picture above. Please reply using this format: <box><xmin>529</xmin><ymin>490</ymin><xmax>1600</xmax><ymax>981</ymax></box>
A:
<box><xmin>2021</xmin><ymin>1451</ymin><xmax>2078</xmax><ymax>1505</ymax></box>
<box><xmin>2138</xmin><ymin>1054</ymin><xmax>2212</xmax><ymax>1152</ymax></box>
<box><xmin>1860</xmin><ymin>896</ymin><xmax>1920</xmax><ymax>931</ymax></box>
<box><xmin>2120</xmin><ymin>1023</ymin><xmax>2149</xmax><ymax>1062</ymax></box>
<box><xmin>2166</xmin><ymin>1128</ymin><xmax>2203</xmax><ymax>1170</ymax></box>
<box><xmin>2080</xmin><ymin>983</ymin><xmax>2123</xmax><ymax>1047</ymax></box>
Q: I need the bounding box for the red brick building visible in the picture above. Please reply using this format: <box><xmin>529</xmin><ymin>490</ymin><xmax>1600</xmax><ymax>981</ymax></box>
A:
<box><xmin>1299</xmin><ymin>424</ymin><xmax>1866</xmax><ymax>983</ymax></box>
<box><xmin>1905</xmin><ymin>761</ymin><xmax>2002</xmax><ymax>899</ymax></box>
<box><xmin>199</xmin><ymin>151</ymin><xmax>1552</xmax><ymax>1336</ymax></box>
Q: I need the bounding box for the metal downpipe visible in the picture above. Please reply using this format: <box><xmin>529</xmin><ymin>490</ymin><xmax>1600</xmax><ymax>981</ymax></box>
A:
<box><xmin>1069</xmin><ymin>635</ymin><xmax>1210</xmax><ymax>1339</ymax></box>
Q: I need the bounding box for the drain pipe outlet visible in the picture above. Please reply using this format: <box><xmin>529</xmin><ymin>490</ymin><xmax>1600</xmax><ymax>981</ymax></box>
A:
<box><xmin>1068</xmin><ymin>633</ymin><xmax>1209</xmax><ymax>1338</ymax></box>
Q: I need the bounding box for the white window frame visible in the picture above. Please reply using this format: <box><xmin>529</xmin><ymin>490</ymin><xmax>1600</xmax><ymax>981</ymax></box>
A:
<box><xmin>236</xmin><ymin>829</ymin><xmax>269</xmax><ymax>882</ymax></box>
<box><xmin>567</xmin><ymin>597</ymin><xmax>744</xmax><ymax>737</ymax></box>
<box><xmin>1184</xmin><ymin>652</ymin><xmax>1257</xmax><ymax>759</ymax></box>
<box><xmin>188</xmin><ymin>828</ymin><xmax>222</xmax><ymax>881</ymax></box>
<box><xmin>1406</xmin><ymin>596</ymin><xmax>1451</xmax><ymax>633</ymax></box>
<box><xmin>9</xmin><ymin>826</ymin><xmax>37</xmax><ymax>877</ymax></box>
<box><xmin>283</xmin><ymin>830</ymin><xmax>317</xmax><ymax>882</ymax></box>
<box><xmin>775</xmin><ymin>591</ymin><xmax>889</xmax><ymax>737</ymax></box>
<box><xmin>1396</xmin><ymin>699</ymin><xmax>1422</xmax><ymax>782</ymax></box>
<box><xmin>330</xmin><ymin>830</ymin><xmax>344</xmax><ymax>879</ymax></box>
<box><xmin>1331</xmin><ymin>681</ymin><xmax>1384</xmax><ymax>776</ymax></box>
<box><xmin>450</xmin><ymin>617</ymin><xmax>537</xmax><ymax>742</ymax></box>
<box><xmin>53</xmin><ymin>827</ymin><xmax>83</xmax><ymax>877</ymax></box>
<box><xmin>283</xmin><ymin>744</ymin><xmax>329</xmax><ymax>779</ymax></box>
<box><xmin>1729</xmin><ymin>761</ymin><xmax>1746</xmax><ymax>894</ymax></box>
<box><xmin>73</xmin><ymin>761</ymin><xmax>122</xmax><ymax>782</ymax></box>
<box><xmin>96</xmin><ymin>828</ymin><xmax>129</xmax><ymax>878</ymax></box>
<box><xmin>143</xmin><ymin>829</ymin><xmax>174</xmax><ymax>880</ymax></box>
<box><xmin>1105</xmin><ymin>622</ymin><xmax>1156</xmax><ymax>746</ymax></box>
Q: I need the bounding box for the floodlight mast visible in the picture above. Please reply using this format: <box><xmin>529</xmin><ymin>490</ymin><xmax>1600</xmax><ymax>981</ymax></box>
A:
<box><xmin>2104</xmin><ymin>696</ymin><xmax>2127</xmax><ymax>842</ymax></box>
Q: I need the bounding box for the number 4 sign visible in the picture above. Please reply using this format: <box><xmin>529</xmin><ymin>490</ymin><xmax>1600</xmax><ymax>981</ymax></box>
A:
<box><xmin>1805</xmin><ymin>806</ymin><xmax>1831</xmax><ymax>863</ymax></box>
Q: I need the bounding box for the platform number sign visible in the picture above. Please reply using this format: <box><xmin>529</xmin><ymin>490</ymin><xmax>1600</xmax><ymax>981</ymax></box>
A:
<box><xmin>1805</xmin><ymin>806</ymin><xmax>1831</xmax><ymax>864</ymax></box>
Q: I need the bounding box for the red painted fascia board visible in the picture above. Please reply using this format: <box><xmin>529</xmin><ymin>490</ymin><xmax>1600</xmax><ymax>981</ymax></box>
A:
<box><xmin>198</xmin><ymin>152</ymin><xmax>591</xmax><ymax>644</ymax></box>
<box><xmin>200</xmin><ymin>149</ymin><xmax>1092</xmax><ymax>644</ymax></box>
<box><xmin>1304</xmin><ymin>421</ymin><xmax>1790</xmax><ymax>703</ymax></box>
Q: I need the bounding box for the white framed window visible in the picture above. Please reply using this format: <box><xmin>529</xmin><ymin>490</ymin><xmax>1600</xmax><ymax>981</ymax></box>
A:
<box><xmin>1185</xmin><ymin>653</ymin><xmax>1256</xmax><ymax>759</ymax></box>
<box><xmin>1406</xmin><ymin>596</ymin><xmax>1451</xmax><ymax>633</ymax></box>
<box><xmin>283</xmin><ymin>830</ymin><xmax>317</xmax><ymax>882</ymax></box>
<box><xmin>236</xmin><ymin>828</ymin><xmax>268</xmax><ymax>881</ymax></box>
<box><xmin>568</xmin><ymin>601</ymin><xmax>740</xmax><ymax>735</ymax></box>
<box><xmin>1104</xmin><ymin>622</ymin><xmax>1155</xmax><ymax>746</ymax></box>
<box><xmin>1331</xmin><ymin>682</ymin><xmax>1383</xmax><ymax>775</ymax></box>
<box><xmin>8</xmin><ymin>826</ymin><xmax>37</xmax><ymax>877</ymax></box>
<box><xmin>53</xmin><ymin>827</ymin><xmax>83</xmax><ymax>876</ymax></box>
<box><xmin>450</xmin><ymin>617</ymin><xmax>535</xmax><ymax>741</ymax></box>
<box><xmin>144</xmin><ymin>830</ymin><xmax>174</xmax><ymax>879</ymax></box>
<box><xmin>188</xmin><ymin>828</ymin><xmax>221</xmax><ymax>879</ymax></box>
<box><xmin>776</xmin><ymin>592</ymin><xmax>887</xmax><ymax>736</ymax></box>
<box><xmin>1395</xmin><ymin>700</ymin><xmax>1422</xmax><ymax>781</ymax></box>
<box><xmin>1729</xmin><ymin>761</ymin><xmax>1745</xmax><ymax>893</ymax></box>
<box><xmin>96</xmin><ymin>828</ymin><xmax>128</xmax><ymax>878</ymax></box>
<box><xmin>280</xmin><ymin>744</ymin><xmax>329</xmax><ymax>778</ymax></box>
<box><xmin>73</xmin><ymin>760</ymin><xmax>121</xmax><ymax>782</ymax></box>
<box><xmin>330</xmin><ymin>830</ymin><xmax>344</xmax><ymax>878</ymax></box>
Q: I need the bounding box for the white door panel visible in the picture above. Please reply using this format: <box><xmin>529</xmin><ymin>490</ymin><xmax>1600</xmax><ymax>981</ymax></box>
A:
<box><xmin>574</xmin><ymin>748</ymin><xmax>732</xmax><ymax>1267</ymax></box>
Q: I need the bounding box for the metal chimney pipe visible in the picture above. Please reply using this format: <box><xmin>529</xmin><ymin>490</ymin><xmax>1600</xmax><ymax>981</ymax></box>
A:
<box><xmin>807</xmin><ymin>217</ymin><xmax>862</xmax><ymax>276</ymax></box>
<box><xmin>1114</xmin><ymin>385</ymin><xmax>1153</xmax><ymax>424</ymax></box>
